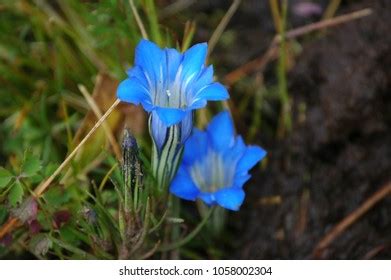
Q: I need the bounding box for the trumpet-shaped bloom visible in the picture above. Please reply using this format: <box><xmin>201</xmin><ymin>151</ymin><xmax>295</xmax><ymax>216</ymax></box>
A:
<box><xmin>170</xmin><ymin>111</ymin><xmax>267</xmax><ymax>211</ymax></box>
<box><xmin>117</xmin><ymin>39</ymin><xmax>229</xmax><ymax>129</ymax></box>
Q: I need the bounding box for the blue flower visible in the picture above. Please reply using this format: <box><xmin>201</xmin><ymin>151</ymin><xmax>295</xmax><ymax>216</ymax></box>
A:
<box><xmin>117</xmin><ymin>39</ymin><xmax>229</xmax><ymax>128</ymax></box>
<box><xmin>117</xmin><ymin>40</ymin><xmax>229</xmax><ymax>191</ymax></box>
<box><xmin>170</xmin><ymin>111</ymin><xmax>267</xmax><ymax>211</ymax></box>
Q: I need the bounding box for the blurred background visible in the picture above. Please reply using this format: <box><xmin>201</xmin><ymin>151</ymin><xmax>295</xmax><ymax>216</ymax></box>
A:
<box><xmin>0</xmin><ymin>0</ymin><xmax>390</xmax><ymax>259</ymax></box>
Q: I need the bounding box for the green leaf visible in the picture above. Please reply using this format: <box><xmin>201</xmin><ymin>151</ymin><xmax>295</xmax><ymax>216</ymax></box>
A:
<box><xmin>0</xmin><ymin>167</ymin><xmax>13</xmax><ymax>188</ymax></box>
<box><xmin>0</xmin><ymin>206</ymin><xmax>8</xmax><ymax>225</ymax></box>
<box><xmin>22</xmin><ymin>155</ymin><xmax>41</xmax><ymax>177</ymax></box>
<box><xmin>44</xmin><ymin>187</ymin><xmax>71</xmax><ymax>208</ymax></box>
<box><xmin>59</xmin><ymin>225</ymin><xmax>80</xmax><ymax>245</ymax></box>
<box><xmin>8</xmin><ymin>180</ymin><xmax>24</xmax><ymax>207</ymax></box>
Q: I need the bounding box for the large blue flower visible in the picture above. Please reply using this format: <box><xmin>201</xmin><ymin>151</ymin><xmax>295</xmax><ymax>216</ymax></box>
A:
<box><xmin>170</xmin><ymin>111</ymin><xmax>267</xmax><ymax>211</ymax></box>
<box><xmin>117</xmin><ymin>40</ymin><xmax>229</xmax><ymax>147</ymax></box>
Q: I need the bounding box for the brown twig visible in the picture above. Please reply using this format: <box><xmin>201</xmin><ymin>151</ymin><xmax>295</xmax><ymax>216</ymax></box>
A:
<box><xmin>224</xmin><ymin>45</ymin><xmax>278</xmax><ymax>86</ymax></box>
<box><xmin>33</xmin><ymin>99</ymin><xmax>121</xmax><ymax>198</ymax></box>
<box><xmin>78</xmin><ymin>84</ymin><xmax>122</xmax><ymax>161</ymax></box>
<box><xmin>312</xmin><ymin>182</ymin><xmax>391</xmax><ymax>259</ymax></box>
<box><xmin>282</xmin><ymin>8</ymin><xmax>372</xmax><ymax>41</ymax></box>
<box><xmin>294</xmin><ymin>189</ymin><xmax>310</xmax><ymax>238</ymax></box>
<box><xmin>0</xmin><ymin>218</ymin><xmax>20</xmax><ymax>241</ymax></box>
<box><xmin>224</xmin><ymin>8</ymin><xmax>372</xmax><ymax>86</ymax></box>
<box><xmin>362</xmin><ymin>244</ymin><xmax>388</xmax><ymax>260</ymax></box>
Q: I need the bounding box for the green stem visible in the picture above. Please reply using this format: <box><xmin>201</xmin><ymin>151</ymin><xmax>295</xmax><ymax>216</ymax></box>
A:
<box><xmin>277</xmin><ymin>0</ymin><xmax>291</xmax><ymax>137</ymax></box>
<box><xmin>169</xmin><ymin>196</ymin><xmax>181</xmax><ymax>257</ymax></box>
<box><xmin>50</xmin><ymin>237</ymin><xmax>97</xmax><ymax>260</ymax></box>
<box><xmin>158</xmin><ymin>206</ymin><xmax>215</xmax><ymax>252</ymax></box>
<box><xmin>149</xmin><ymin>116</ymin><xmax>183</xmax><ymax>196</ymax></box>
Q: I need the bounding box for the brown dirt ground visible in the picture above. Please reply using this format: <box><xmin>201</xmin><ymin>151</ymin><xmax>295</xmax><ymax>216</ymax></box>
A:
<box><xmin>233</xmin><ymin>0</ymin><xmax>391</xmax><ymax>259</ymax></box>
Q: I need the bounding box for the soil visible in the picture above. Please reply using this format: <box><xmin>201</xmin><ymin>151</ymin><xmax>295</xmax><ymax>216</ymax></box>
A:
<box><xmin>231</xmin><ymin>0</ymin><xmax>391</xmax><ymax>259</ymax></box>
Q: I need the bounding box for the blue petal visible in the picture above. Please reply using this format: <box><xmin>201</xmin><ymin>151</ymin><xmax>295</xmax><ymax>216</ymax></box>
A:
<box><xmin>181</xmin><ymin>43</ymin><xmax>208</xmax><ymax>82</ymax></box>
<box><xmin>187</xmin><ymin>99</ymin><xmax>207</xmax><ymax>110</ymax></box>
<box><xmin>150</xmin><ymin>111</ymin><xmax>167</xmax><ymax>151</ymax></box>
<box><xmin>165</xmin><ymin>48</ymin><xmax>182</xmax><ymax>83</ymax></box>
<box><xmin>237</xmin><ymin>146</ymin><xmax>267</xmax><ymax>173</ymax></box>
<box><xmin>183</xmin><ymin>128</ymin><xmax>208</xmax><ymax>165</ymax></box>
<box><xmin>192</xmin><ymin>83</ymin><xmax>229</xmax><ymax>104</ymax></box>
<box><xmin>206</xmin><ymin>111</ymin><xmax>235</xmax><ymax>152</ymax></box>
<box><xmin>232</xmin><ymin>173</ymin><xmax>251</xmax><ymax>188</ymax></box>
<box><xmin>223</xmin><ymin>136</ymin><xmax>246</xmax><ymax>164</ymax></box>
<box><xmin>180</xmin><ymin>111</ymin><xmax>193</xmax><ymax>145</ymax></box>
<box><xmin>134</xmin><ymin>40</ymin><xmax>164</xmax><ymax>85</ymax></box>
<box><xmin>155</xmin><ymin>107</ymin><xmax>187</xmax><ymax>126</ymax></box>
<box><xmin>199</xmin><ymin>192</ymin><xmax>216</xmax><ymax>206</ymax></box>
<box><xmin>215</xmin><ymin>187</ymin><xmax>245</xmax><ymax>211</ymax></box>
<box><xmin>117</xmin><ymin>78</ymin><xmax>151</xmax><ymax>106</ymax></box>
<box><xmin>191</xmin><ymin>65</ymin><xmax>214</xmax><ymax>94</ymax></box>
<box><xmin>126</xmin><ymin>66</ymin><xmax>149</xmax><ymax>89</ymax></box>
<box><xmin>170</xmin><ymin>167</ymin><xmax>200</xmax><ymax>200</ymax></box>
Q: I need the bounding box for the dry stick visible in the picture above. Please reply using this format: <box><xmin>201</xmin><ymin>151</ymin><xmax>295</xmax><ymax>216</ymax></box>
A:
<box><xmin>224</xmin><ymin>8</ymin><xmax>372</xmax><ymax>86</ymax></box>
<box><xmin>0</xmin><ymin>99</ymin><xmax>121</xmax><ymax>240</ymax></box>
<box><xmin>312</xmin><ymin>182</ymin><xmax>391</xmax><ymax>258</ymax></box>
<box><xmin>0</xmin><ymin>218</ymin><xmax>19</xmax><ymax>240</ymax></box>
<box><xmin>129</xmin><ymin>0</ymin><xmax>149</xmax><ymax>40</ymax></box>
<box><xmin>34</xmin><ymin>99</ymin><xmax>121</xmax><ymax>197</ymax></box>
<box><xmin>207</xmin><ymin>0</ymin><xmax>241</xmax><ymax>58</ymax></box>
<box><xmin>282</xmin><ymin>8</ymin><xmax>372</xmax><ymax>41</ymax></box>
<box><xmin>78</xmin><ymin>84</ymin><xmax>122</xmax><ymax>162</ymax></box>
<box><xmin>362</xmin><ymin>244</ymin><xmax>387</xmax><ymax>260</ymax></box>
<box><xmin>224</xmin><ymin>45</ymin><xmax>277</xmax><ymax>86</ymax></box>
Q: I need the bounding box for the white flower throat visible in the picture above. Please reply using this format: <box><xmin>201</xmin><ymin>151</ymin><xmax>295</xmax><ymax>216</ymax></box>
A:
<box><xmin>189</xmin><ymin>149</ymin><xmax>235</xmax><ymax>193</ymax></box>
<box><xmin>151</xmin><ymin>65</ymin><xmax>189</xmax><ymax>109</ymax></box>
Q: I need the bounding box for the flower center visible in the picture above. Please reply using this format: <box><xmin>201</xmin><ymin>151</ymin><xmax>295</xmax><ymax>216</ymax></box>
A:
<box><xmin>189</xmin><ymin>149</ymin><xmax>235</xmax><ymax>193</ymax></box>
<box><xmin>150</xmin><ymin>65</ymin><xmax>189</xmax><ymax>109</ymax></box>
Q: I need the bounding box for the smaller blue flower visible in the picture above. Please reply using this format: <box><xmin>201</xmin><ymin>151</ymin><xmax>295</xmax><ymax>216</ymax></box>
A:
<box><xmin>170</xmin><ymin>111</ymin><xmax>267</xmax><ymax>211</ymax></box>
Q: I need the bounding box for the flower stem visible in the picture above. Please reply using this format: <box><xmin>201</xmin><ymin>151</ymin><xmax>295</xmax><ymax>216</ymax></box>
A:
<box><xmin>276</xmin><ymin>0</ymin><xmax>291</xmax><ymax>138</ymax></box>
<box><xmin>150</xmin><ymin>119</ymin><xmax>183</xmax><ymax>195</ymax></box>
<box><xmin>158</xmin><ymin>206</ymin><xmax>215</xmax><ymax>252</ymax></box>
